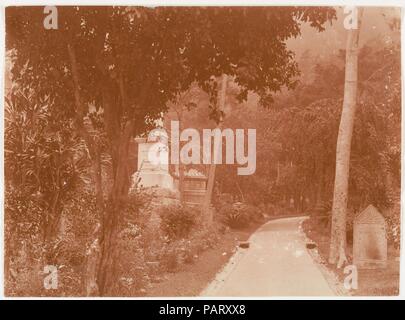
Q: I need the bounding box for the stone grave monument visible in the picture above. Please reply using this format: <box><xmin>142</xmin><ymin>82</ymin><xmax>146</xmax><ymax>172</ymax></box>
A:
<box><xmin>134</xmin><ymin>129</ymin><xmax>174</xmax><ymax>190</ymax></box>
<box><xmin>353</xmin><ymin>204</ymin><xmax>387</xmax><ymax>269</ymax></box>
<box><xmin>183</xmin><ymin>168</ymin><xmax>207</xmax><ymax>205</ymax></box>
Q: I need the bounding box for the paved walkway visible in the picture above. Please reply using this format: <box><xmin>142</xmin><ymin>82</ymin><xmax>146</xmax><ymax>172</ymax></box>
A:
<box><xmin>202</xmin><ymin>216</ymin><xmax>336</xmax><ymax>296</ymax></box>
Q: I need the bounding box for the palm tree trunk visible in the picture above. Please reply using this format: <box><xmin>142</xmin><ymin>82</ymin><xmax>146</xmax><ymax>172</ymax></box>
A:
<box><xmin>329</xmin><ymin>8</ymin><xmax>363</xmax><ymax>267</ymax></box>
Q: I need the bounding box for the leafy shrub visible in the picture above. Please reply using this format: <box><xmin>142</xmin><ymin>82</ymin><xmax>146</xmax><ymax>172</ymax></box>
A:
<box><xmin>110</xmin><ymin>192</ymin><xmax>154</xmax><ymax>296</ymax></box>
<box><xmin>218</xmin><ymin>202</ymin><xmax>250</xmax><ymax>229</ymax></box>
<box><xmin>4</xmin><ymin>188</ymin><xmax>99</xmax><ymax>296</ymax></box>
<box><xmin>160</xmin><ymin>205</ymin><xmax>197</xmax><ymax>240</ymax></box>
<box><xmin>158</xmin><ymin>225</ymin><xmax>221</xmax><ymax>271</ymax></box>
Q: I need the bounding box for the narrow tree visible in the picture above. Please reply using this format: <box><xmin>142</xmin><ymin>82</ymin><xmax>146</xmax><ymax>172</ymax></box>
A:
<box><xmin>329</xmin><ymin>8</ymin><xmax>364</xmax><ymax>267</ymax></box>
<box><xmin>202</xmin><ymin>74</ymin><xmax>227</xmax><ymax>224</ymax></box>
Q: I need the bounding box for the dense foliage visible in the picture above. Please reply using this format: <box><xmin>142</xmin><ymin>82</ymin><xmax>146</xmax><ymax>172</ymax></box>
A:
<box><xmin>214</xmin><ymin>36</ymin><xmax>400</xmax><ymax>230</ymax></box>
<box><xmin>160</xmin><ymin>205</ymin><xmax>198</xmax><ymax>240</ymax></box>
<box><xmin>4</xmin><ymin>6</ymin><xmax>400</xmax><ymax>296</ymax></box>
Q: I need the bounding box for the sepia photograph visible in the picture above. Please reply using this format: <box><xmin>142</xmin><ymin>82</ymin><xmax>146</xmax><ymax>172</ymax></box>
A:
<box><xmin>2</xmin><ymin>4</ymin><xmax>402</xmax><ymax>298</ymax></box>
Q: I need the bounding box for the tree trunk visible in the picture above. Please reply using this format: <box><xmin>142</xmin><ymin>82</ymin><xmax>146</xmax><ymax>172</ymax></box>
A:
<box><xmin>177</xmin><ymin>119</ymin><xmax>185</xmax><ymax>204</ymax></box>
<box><xmin>97</xmin><ymin>120</ymin><xmax>134</xmax><ymax>296</ymax></box>
<box><xmin>329</xmin><ymin>8</ymin><xmax>363</xmax><ymax>267</ymax></box>
<box><xmin>94</xmin><ymin>71</ymin><xmax>150</xmax><ymax>296</ymax></box>
<box><xmin>67</xmin><ymin>43</ymin><xmax>104</xmax><ymax>295</ymax></box>
<box><xmin>202</xmin><ymin>74</ymin><xmax>227</xmax><ymax>225</ymax></box>
<box><xmin>84</xmin><ymin>149</ymin><xmax>103</xmax><ymax>296</ymax></box>
<box><xmin>179</xmin><ymin>164</ymin><xmax>185</xmax><ymax>204</ymax></box>
<box><xmin>203</xmin><ymin>160</ymin><xmax>217</xmax><ymax>225</ymax></box>
<box><xmin>236</xmin><ymin>180</ymin><xmax>245</xmax><ymax>202</ymax></box>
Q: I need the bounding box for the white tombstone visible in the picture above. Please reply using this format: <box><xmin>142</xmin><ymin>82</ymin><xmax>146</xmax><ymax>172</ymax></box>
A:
<box><xmin>134</xmin><ymin>129</ymin><xmax>174</xmax><ymax>190</ymax></box>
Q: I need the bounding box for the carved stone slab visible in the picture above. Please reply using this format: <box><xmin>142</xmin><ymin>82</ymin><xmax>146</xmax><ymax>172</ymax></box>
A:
<box><xmin>353</xmin><ymin>205</ymin><xmax>387</xmax><ymax>269</ymax></box>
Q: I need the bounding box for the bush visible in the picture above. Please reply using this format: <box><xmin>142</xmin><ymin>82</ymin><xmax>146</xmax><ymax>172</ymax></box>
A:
<box><xmin>110</xmin><ymin>192</ymin><xmax>155</xmax><ymax>296</ymax></box>
<box><xmin>218</xmin><ymin>202</ymin><xmax>251</xmax><ymax>229</ymax></box>
<box><xmin>4</xmin><ymin>188</ymin><xmax>99</xmax><ymax>297</ymax></box>
<box><xmin>160</xmin><ymin>205</ymin><xmax>197</xmax><ymax>240</ymax></box>
<box><xmin>243</xmin><ymin>203</ymin><xmax>264</xmax><ymax>222</ymax></box>
<box><xmin>158</xmin><ymin>225</ymin><xmax>221</xmax><ymax>271</ymax></box>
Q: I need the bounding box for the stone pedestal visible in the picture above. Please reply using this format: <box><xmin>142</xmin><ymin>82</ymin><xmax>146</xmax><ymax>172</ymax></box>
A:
<box><xmin>135</xmin><ymin>136</ymin><xmax>174</xmax><ymax>189</ymax></box>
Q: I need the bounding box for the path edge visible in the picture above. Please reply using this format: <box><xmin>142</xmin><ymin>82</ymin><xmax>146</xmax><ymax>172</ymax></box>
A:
<box><xmin>299</xmin><ymin>217</ymin><xmax>352</xmax><ymax>297</ymax></box>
